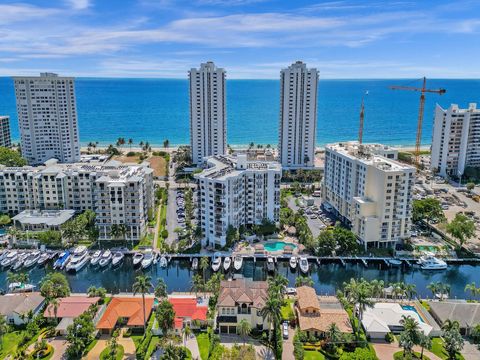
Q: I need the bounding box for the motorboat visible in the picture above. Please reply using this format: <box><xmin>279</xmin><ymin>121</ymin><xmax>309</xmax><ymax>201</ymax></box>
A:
<box><xmin>267</xmin><ymin>256</ymin><xmax>275</xmax><ymax>273</ymax></box>
<box><xmin>191</xmin><ymin>258</ymin><xmax>198</xmax><ymax>270</ymax></box>
<box><xmin>223</xmin><ymin>257</ymin><xmax>231</xmax><ymax>271</ymax></box>
<box><xmin>111</xmin><ymin>251</ymin><xmax>124</xmax><ymax>267</ymax></box>
<box><xmin>211</xmin><ymin>253</ymin><xmax>222</xmax><ymax>272</ymax></box>
<box><xmin>418</xmin><ymin>255</ymin><xmax>447</xmax><ymax>270</ymax></box>
<box><xmin>90</xmin><ymin>250</ymin><xmax>102</xmax><ymax>266</ymax></box>
<box><xmin>133</xmin><ymin>252</ymin><xmax>144</xmax><ymax>267</ymax></box>
<box><xmin>98</xmin><ymin>250</ymin><xmax>112</xmax><ymax>268</ymax></box>
<box><xmin>160</xmin><ymin>256</ymin><xmax>168</xmax><ymax>268</ymax></box>
<box><xmin>153</xmin><ymin>252</ymin><xmax>159</xmax><ymax>265</ymax></box>
<box><xmin>388</xmin><ymin>259</ymin><xmax>403</xmax><ymax>267</ymax></box>
<box><xmin>299</xmin><ymin>256</ymin><xmax>309</xmax><ymax>274</ymax></box>
<box><xmin>0</xmin><ymin>250</ymin><xmax>8</xmax><ymax>261</ymax></box>
<box><xmin>53</xmin><ymin>251</ymin><xmax>70</xmax><ymax>270</ymax></box>
<box><xmin>8</xmin><ymin>282</ymin><xmax>36</xmax><ymax>293</ymax></box>
<box><xmin>289</xmin><ymin>256</ymin><xmax>298</xmax><ymax>270</ymax></box>
<box><xmin>66</xmin><ymin>249</ymin><xmax>90</xmax><ymax>273</ymax></box>
<box><xmin>141</xmin><ymin>250</ymin><xmax>154</xmax><ymax>269</ymax></box>
<box><xmin>1</xmin><ymin>251</ymin><xmax>18</xmax><ymax>268</ymax></box>
<box><xmin>233</xmin><ymin>255</ymin><xmax>243</xmax><ymax>271</ymax></box>
<box><xmin>23</xmin><ymin>251</ymin><xmax>41</xmax><ymax>268</ymax></box>
<box><xmin>37</xmin><ymin>252</ymin><xmax>51</xmax><ymax>266</ymax></box>
<box><xmin>12</xmin><ymin>253</ymin><xmax>29</xmax><ymax>271</ymax></box>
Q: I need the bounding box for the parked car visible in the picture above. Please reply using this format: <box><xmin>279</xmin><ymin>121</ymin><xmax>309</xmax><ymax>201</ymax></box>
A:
<box><xmin>282</xmin><ymin>322</ymin><xmax>289</xmax><ymax>339</ymax></box>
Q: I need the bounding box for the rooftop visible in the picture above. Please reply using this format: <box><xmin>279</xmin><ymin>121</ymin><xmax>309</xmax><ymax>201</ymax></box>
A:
<box><xmin>12</xmin><ymin>209</ymin><xmax>75</xmax><ymax>227</ymax></box>
<box><xmin>97</xmin><ymin>297</ymin><xmax>154</xmax><ymax>330</ymax></box>
<box><xmin>296</xmin><ymin>286</ymin><xmax>321</xmax><ymax>310</ymax></box>
<box><xmin>217</xmin><ymin>278</ymin><xmax>268</xmax><ymax>308</ymax></box>
<box><xmin>429</xmin><ymin>300</ymin><xmax>480</xmax><ymax>328</ymax></box>
<box><xmin>44</xmin><ymin>296</ymin><xmax>100</xmax><ymax>319</ymax></box>
<box><xmin>0</xmin><ymin>292</ymin><xmax>44</xmax><ymax>316</ymax></box>
<box><xmin>168</xmin><ymin>296</ymin><xmax>208</xmax><ymax>329</ymax></box>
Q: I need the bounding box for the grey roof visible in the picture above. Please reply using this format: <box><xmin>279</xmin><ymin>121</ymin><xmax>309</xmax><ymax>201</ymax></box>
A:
<box><xmin>13</xmin><ymin>210</ymin><xmax>75</xmax><ymax>226</ymax></box>
<box><xmin>429</xmin><ymin>301</ymin><xmax>480</xmax><ymax>328</ymax></box>
<box><xmin>0</xmin><ymin>293</ymin><xmax>45</xmax><ymax>316</ymax></box>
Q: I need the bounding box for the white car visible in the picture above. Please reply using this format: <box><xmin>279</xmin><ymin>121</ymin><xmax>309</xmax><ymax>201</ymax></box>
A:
<box><xmin>282</xmin><ymin>322</ymin><xmax>289</xmax><ymax>339</ymax></box>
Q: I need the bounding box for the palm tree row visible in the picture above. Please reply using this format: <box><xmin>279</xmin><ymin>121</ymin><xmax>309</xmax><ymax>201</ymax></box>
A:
<box><xmin>465</xmin><ymin>282</ymin><xmax>480</xmax><ymax>300</ymax></box>
<box><xmin>427</xmin><ymin>281</ymin><xmax>451</xmax><ymax>300</ymax></box>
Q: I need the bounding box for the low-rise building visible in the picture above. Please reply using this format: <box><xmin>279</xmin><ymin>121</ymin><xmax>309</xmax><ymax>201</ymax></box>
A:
<box><xmin>0</xmin><ymin>159</ymin><xmax>154</xmax><ymax>241</ymax></box>
<box><xmin>323</xmin><ymin>141</ymin><xmax>415</xmax><ymax>249</ymax></box>
<box><xmin>295</xmin><ymin>287</ymin><xmax>351</xmax><ymax>338</ymax></box>
<box><xmin>12</xmin><ymin>209</ymin><xmax>75</xmax><ymax>232</ymax></box>
<box><xmin>216</xmin><ymin>278</ymin><xmax>269</xmax><ymax>334</ymax></box>
<box><xmin>0</xmin><ymin>116</ymin><xmax>11</xmax><ymax>148</ymax></box>
<box><xmin>195</xmin><ymin>154</ymin><xmax>281</xmax><ymax>247</ymax></box>
<box><xmin>168</xmin><ymin>296</ymin><xmax>208</xmax><ymax>334</ymax></box>
<box><xmin>0</xmin><ymin>292</ymin><xmax>45</xmax><ymax>325</ymax></box>
<box><xmin>428</xmin><ymin>300</ymin><xmax>480</xmax><ymax>336</ymax></box>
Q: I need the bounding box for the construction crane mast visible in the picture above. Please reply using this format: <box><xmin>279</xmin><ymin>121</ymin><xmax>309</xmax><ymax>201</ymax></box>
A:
<box><xmin>358</xmin><ymin>91</ymin><xmax>368</xmax><ymax>144</ymax></box>
<box><xmin>389</xmin><ymin>77</ymin><xmax>446</xmax><ymax>169</ymax></box>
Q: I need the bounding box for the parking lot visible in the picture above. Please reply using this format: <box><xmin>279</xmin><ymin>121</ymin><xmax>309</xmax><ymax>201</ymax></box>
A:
<box><xmin>288</xmin><ymin>195</ymin><xmax>335</xmax><ymax>237</ymax></box>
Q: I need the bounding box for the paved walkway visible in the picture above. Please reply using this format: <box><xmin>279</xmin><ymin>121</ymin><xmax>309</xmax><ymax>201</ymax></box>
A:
<box><xmin>220</xmin><ymin>334</ymin><xmax>274</xmax><ymax>360</ymax></box>
<box><xmin>85</xmin><ymin>336</ymin><xmax>109</xmax><ymax>360</ymax></box>
<box><xmin>371</xmin><ymin>340</ymin><xmax>442</xmax><ymax>360</ymax></box>
<box><xmin>186</xmin><ymin>334</ymin><xmax>201</xmax><ymax>360</ymax></box>
<box><xmin>118</xmin><ymin>335</ymin><xmax>136</xmax><ymax>359</ymax></box>
<box><xmin>49</xmin><ymin>337</ymin><xmax>69</xmax><ymax>360</ymax></box>
<box><xmin>461</xmin><ymin>339</ymin><xmax>480</xmax><ymax>360</ymax></box>
<box><xmin>282</xmin><ymin>326</ymin><xmax>294</xmax><ymax>360</ymax></box>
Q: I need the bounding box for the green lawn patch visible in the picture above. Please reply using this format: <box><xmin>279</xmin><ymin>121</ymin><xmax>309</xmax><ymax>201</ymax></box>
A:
<box><xmin>84</xmin><ymin>339</ymin><xmax>98</xmax><ymax>356</ymax></box>
<box><xmin>393</xmin><ymin>350</ymin><xmax>430</xmax><ymax>360</ymax></box>
<box><xmin>281</xmin><ymin>299</ymin><xmax>295</xmax><ymax>321</ymax></box>
<box><xmin>100</xmin><ymin>344</ymin><xmax>124</xmax><ymax>360</ymax></box>
<box><xmin>0</xmin><ymin>331</ymin><xmax>24</xmax><ymax>358</ymax></box>
<box><xmin>195</xmin><ymin>332</ymin><xmax>210</xmax><ymax>360</ymax></box>
<box><xmin>430</xmin><ymin>338</ymin><xmax>464</xmax><ymax>360</ymax></box>
<box><xmin>146</xmin><ymin>336</ymin><xmax>160</xmax><ymax>358</ymax></box>
<box><xmin>304</xmin><ymin>350</ymin><xmax>326</xmax><ymax>359</ymax></box>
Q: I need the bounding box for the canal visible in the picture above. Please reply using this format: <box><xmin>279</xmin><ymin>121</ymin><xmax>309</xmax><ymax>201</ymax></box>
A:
<box><xmin>1</xmin><ymin>258</ymin><xmax>479</xmax><ymax>299</ymax></box>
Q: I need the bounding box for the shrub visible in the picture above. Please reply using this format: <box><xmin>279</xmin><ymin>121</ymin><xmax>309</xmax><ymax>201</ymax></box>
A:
<box><xmin>293</xmin><ymin>331</ymin><xmax>305</xmax><ymax>360</ymax></box>
<box><xmin>385</xmin><ymin>332</ymin><xmax>395</xmax><ymax>343</ymax></box>
<box><xmin>161</xmin><ymin>229</ymin><xmax>168</xmax><ymax>238</ymax></box>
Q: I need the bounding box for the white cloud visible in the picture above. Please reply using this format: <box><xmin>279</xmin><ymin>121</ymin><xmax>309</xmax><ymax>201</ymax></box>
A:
<box><xmin>0</xmin><ymin>4</ymin><xmax>60</xmax><ymax>25</ymax></box>
<box><xmin>66</xmin><ymin>0</ymin><xmax>91</xmax><ymax>10</ymax></box>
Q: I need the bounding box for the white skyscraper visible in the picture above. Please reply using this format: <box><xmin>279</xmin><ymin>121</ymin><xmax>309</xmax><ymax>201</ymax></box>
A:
<box><xmin>189</xmin><ymin>62</ymin><xmax>227</xmax><ymax>165</ymax></box>
<box><xmin>431</xmin><ymin>103</ymin><xmax>480</xmax><ymax>177</ymax></box>
<box><xmin>278</xmin><ymin>61</ymin><xmax>318</xmax><ymax>169</ymax></box>
<box><xmin>13</xmin><ymin>73</ymin><xmax>80</xmax><ymax>165</ymax></box>
<box><xmin>0</xmin><ymin>116</ymin><xmax>11</xmax><ymax>148</ymax></box>
<box><xmin>323</xmin><ymin>142</ymin><xmax>415</xmax><ymax>249</ymax></box>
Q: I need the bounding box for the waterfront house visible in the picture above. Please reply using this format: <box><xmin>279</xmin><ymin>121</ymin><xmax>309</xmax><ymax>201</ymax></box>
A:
<box><xmin>0</xmin><ymin>292</ymin><xmax>45</xmax><ymax>325</ymax></box>
<box><xmin>12</xmin><ymin>210</ymin><xmax>75</xmax><ymax>232</ymax></box>
<box><xmin>216</xmin><ymin>278</ymin><xmax>269</xmax><ymax>334</ymax></box>
<box><xmin>44</xmin><ymin>295</ymin><xmax>100</xmax><ymax>335</ymax></box>
<box><xmin>428</xmin><ymin>301</ymin><xmax>480</xmax><ymax>336</ymax></box>
<box><xmin>96</xmin><ymin>297</ymin><xmax>154</xmax><ymax>334</ymax></box>
<box><xmin>168</xmin><ymin>296</ymin><xmax>208</xmax><ymax>335</ymax></box>
<box><xmin>295</xmin><ymin>287</ymin><xmax>351</xmax><ymax>338</ymax></box>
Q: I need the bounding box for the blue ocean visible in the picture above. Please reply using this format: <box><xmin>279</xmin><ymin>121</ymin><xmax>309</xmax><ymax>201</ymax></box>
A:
<box><xmin>1</xmin><ymin>77</ymin><xmax>479</xmax><ymax>147</ymax></box>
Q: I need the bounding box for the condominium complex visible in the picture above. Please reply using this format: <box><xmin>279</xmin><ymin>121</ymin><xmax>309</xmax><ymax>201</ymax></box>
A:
<box><xmin>323</xmin><ymin>142</ymin><xmax>415</xmax><ymax>249</ymax></box>
<box><xmin>13</xmin><ymin>73</ymin><xmax>80</xmax><ymax>165</ymax></box>
<box><xmin>0</xmin><ymin>116</ymin><xmax>11</xmax><ymax>148</ymax></box>
<box><xmin>189</xmin><ymin>62</ymin><xmax>227</xmax><ymax>165</ymax></box>
<box><xmin>278</xmin><ymin>61</ymin><xmax>318</xmax><ymax>169</ymax></box>
<box><xmin>0</xmin><ymin>159</ymin><xmax>154</xmax><ymax>241</ymax></box>
<box><xmin>431</xmin><ymin>103</ymin><xmax>480</xmax><ymax>177</ymax></box>
<box><xmin>194</xmin><ymin>154</ymin><xmax>281</xmax><ymax>247</ymax></box>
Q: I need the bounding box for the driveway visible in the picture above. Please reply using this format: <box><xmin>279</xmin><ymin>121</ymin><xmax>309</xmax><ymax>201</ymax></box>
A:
<box><xmin>118</xmin><ymin>335</ymin><xmax>136</xmax><ymax>359</ymax></box>
<box><xmin>187</xmin><ymin>334</ymin><xmax>201</xmax><ymax>360</ymax></box>
<box><xmin>220</xmin><ymin>334</ymin><xmax>274</xmax><ymax>359</ymax></box>
<box><xmin>85</xmin><ymin>336</ymin><xmax>109</xmax><ymax>360</ymax></box>
<box><xmin>371</xmin><ymin>340</ymin><xmax>442</xmax><ymax>360</ymax></box>
<box><xmin>48</xmin><ymin>337</ymin><xmax>69</xmax><ymax>360</ymax></box>
<box><xmin>282</xmin><ymin>326</ymin><xmax>294</xmax><ymax>360</ymax></box>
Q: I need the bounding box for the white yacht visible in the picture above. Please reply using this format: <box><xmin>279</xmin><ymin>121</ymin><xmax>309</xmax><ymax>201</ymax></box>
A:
<box><xmin>299</xmin><ymin>256</ymin><xmax>309</xmax><ymax>274</ymax></box>
<box><xmin>37</xmin><ymin>252</ymin><xmax>51</xmax><ymax>266</ymax></box>
<box><xmin>12</xmin><ymin>253</ymin><xmax>29</xmax><ymax>271</ymax></box>
<box><xmin>133</xmin><ymin>252</ymin><xmax>144</xmax><ymax>267</ymax></box>
<box><xmin>8</xmin><ymin>282</ymin><xmax>36</xmax><ymax>293</ymax></box>
<box><xmin>66</xmin><ymin>246</ymin><xmax>89</xmax><ymax>272</ymax></box>
<box><xmin>233</xmin><ymin>255</ymin><xmax>243</xmax><ymax>271</ymax></box>
<box><xmin>23</xmin><ymin>251</ymin><xmax>41</xmax><ymax>268</ymax></box>
<box><xmin>141</xmin><ymin>250</ymin><xmax>154</xmax><ymax>269</ymax></box>
<box><xmin>99</xmin><ymin>250</ymin><xmax>112</xmax><ymax>268</ymax></box>
<box><xmin>160</xmin><ymin>256</ymin><xmax>168</xmax><ymax>268</ymax></box>
<box><xmin>289</xmin><ymin>256</ymin><xmax>298</xmax><ymax>270</ymax></box>
<box><xmin>1</xmin><ymin>251</ymin><xmax>17</xmax><ymax>268</ymax></box>
<box><xmin>191</xmin><ymin>258</ymin><xmax>198</xmax><ymax>270</ymax></box>
<box><xmin>112</xmin><ymin>251</ymin><xmax>124</xmax><ymax>267</ymax></box>
<box><xmin>211</xmin><ymin>253</ymin><xmax>222</xmax><ymax>272</ymax></box>
<box><xmin>267</xmin><ymin>256</ymin><xmax>275</xmax><ymax>273</ymax></box>
<box><xmin>223</xmin><ymin>257</ymin><xmax>231</xmax><ymax>271</ymax></box>
<box><xmin>418</xmin><ymin>255</ymin><xmax>447</xmax><ymax>270</ymax></box>
<box><xmin>388</xmin><ymin>259</ymin><xmax>403</xmax><ymax>267</ymax></box>
<box><xmin>90</xmin><ymin>250</ymin><xmax>102</xmax><ymax>266</ymax></box>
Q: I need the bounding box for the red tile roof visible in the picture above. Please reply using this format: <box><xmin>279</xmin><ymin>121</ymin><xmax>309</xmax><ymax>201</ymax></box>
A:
<box><xmin>97</xmin><ymin>297</ymin><xmax>154</xmax><ymax>330</ymax></box>
<box><xmin>44</xmin><ymin>296</ymin><xmax>100</xmax><ymax>318</ymax></box>
<box><xmin>169</xmin><ymin>297</ymin><xmax>208</xmax><ymax>329</ymax></box>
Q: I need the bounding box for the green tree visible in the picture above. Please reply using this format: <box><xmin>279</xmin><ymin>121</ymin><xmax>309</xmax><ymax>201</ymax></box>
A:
<box><xmin>446</xmin><ymin>213</ymin><xmax>476</xmax><ymax>249</ymax></box>
<box><xmin>161</xmin><ymin>344</ymin><xmax>187</xmax><ymax>360</ymax></box>
<box><xmin>107</xmin><ymin>329</ymin><xmax>120</xmax><ymax>360</ymax></box>
<box><xmin>40</xmin><ymin>272</ymin><xmax>70</xmax><ymax>298</ymax></box>
<box><xmin>295</xmin><ymin>276</ymin><xmax>314</xmax><ymax>287</ymax></box>
<box><xmin>427</xmin><ymin>281</ymin><xmax>440</xmax><ymax>299</ymax></box>
<box><xmin>0</xmin><ymin>214</ymin><xmax>11</xmax><ymax>226</ymax></box>
<box><xmin>418</xmin><ymin>333</ymin><xmax>432</xmax><ymax>360</ymax></box>
<box><xmin>0</xmin><ymin>316</ymin><xmax>8</xmax><ymax>350</ymax></box>
<box><xmin>0</xmin><ymin>147</ymin><xmax>27</xmax><ymax>166</ymax></box>
<box><xmin>163</xmin><ymin>139</ymin><xmax>170</xmax><ymax>149</ymax></box>
<box><xmin>260</xmin><ymin>277</ymin><xmax>285</xmax><ymax>359</ymax></box>
<box><xmin>399</xmin><ymin>315</ymin><xmax>420</xmax><ymax>358</ymax></box>
<box><xmin>238</xmin><ymin>319</ymin><xmax>251</xmax><ymax>345</ymax></box>
<box><xmin>155</xmin><ymin>279</ymin><xmax>168</xmax><ymax>299</ymax></box>
<box><xmin>190</xmin><ymin>274</ymin><xmax>203</xmax><ymax>297</ymax></box>
<box><xmin>412</xmin><ymin>198</ymin><xmax>445</xmax><ymax>226</ymax></box>
<box><xmin>343</xmin><ymin>278</ymin><xmax>374</xmax><ymax>321</ymax></box>
<box><xmin>333</xmin><ymin>226</ymin><xmax>359</xmax><ymax>254</ymax></box>
<box><xmin>466</xmin><ymin>182</ymin><xmax>475</xmax><ymax>192</ymax></box>
<box><xmin>199</xmin><ymin>257</ymin><xmax>209</xmax><ymax>284</ymax></box>
<box><xmin>156</xmin><ymin>299</ymin><xmax>175</xmax><ymax>336</ymax></box>
<box><xmin>66</xmin><ymin>311</ymin><xmax>95</xmax><ymax>359</ymax></box>
<box><xmin>326</xmin><ymin>323</ymin><xmax>343</xmax><ymax>352</ymax></box>
<box><xmin>464</xmin><ymin>282</ymin><xmax>479</xmax><ymax>300</ymax></box>
<box><xmin>182</xmin><ymin>324</ymin><xmax>191</xmax><ymax>347</ymax></box>
<box><xmin>132</xmin><ymin>275</ymin><xmax>152</xmax><ymax>334</ymax></box>
<box><xmin>442</xmin><ymin>320</ymin><xmax>464</xmax><ymax>359</ymax></box>
<box><xmin>316</xmin><ymin>229</ymin><xmax>336</xmax><ymax>256</ymax></box>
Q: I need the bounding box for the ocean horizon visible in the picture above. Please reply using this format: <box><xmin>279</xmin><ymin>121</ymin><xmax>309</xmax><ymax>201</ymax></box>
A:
<box><xmin>1</xmin><ymin>77</ymin><xmax>479</xmax><ymax>148</ymax></box>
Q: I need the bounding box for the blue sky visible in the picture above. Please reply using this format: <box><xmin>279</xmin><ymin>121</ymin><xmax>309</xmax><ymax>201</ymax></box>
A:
<box><xmin>0</xmin><ymin>0</ymin><xmax>479</xmax><ymax>78</ymax></box>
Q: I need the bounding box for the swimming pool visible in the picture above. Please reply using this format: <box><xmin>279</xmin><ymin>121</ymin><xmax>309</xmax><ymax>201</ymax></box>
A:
<box><xmin>401</xmin><ymin>305</ymin><xmax>425</xmax><ymax>323</ymax></box>
<box><xmin>264</xmin><ymin>241</ymin><xmax>297</xmax><ymax>252</ymax></box>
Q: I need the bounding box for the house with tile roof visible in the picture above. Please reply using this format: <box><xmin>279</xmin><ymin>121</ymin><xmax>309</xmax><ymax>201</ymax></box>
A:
<box><xmin>216</xmin><ymin>278</ymin><xmax>269</xmax><ymax>334</ymax></box>
<box><xmin>96</xmin><ymin>297</ymin><xmax>154</xmax><ymax>334</ymax></box>
<box><xmin>168</xmin><ymin>296</ymin><xmax>208</xmax><ymax>335</ymax></box>
<box><xmin>0</xmin><ymin>292</ymin><xmax>45</xmax><ymax>325</ymax></box>
<box><xmin>295</xmin><ymin>287</ymin><xmax>352</xmax><ymax>338</ymax></box>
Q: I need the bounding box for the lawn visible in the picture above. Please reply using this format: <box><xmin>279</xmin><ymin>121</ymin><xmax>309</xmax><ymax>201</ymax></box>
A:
<box><xmin>149</xmin><ymin>156</ymin><xmax>167</xmax><ymax>177</ymax></box>
<box><xmin>304</xmin><ymin>350</ymin><xmax>325</xmax><ymax>359</ymax></box>
<box><xmin>195</xmin><ymin>332</ymin><xmax>210</xmax><ymax>360</ymax></box>
<box><xmin>0</xmin><ymin>331</ymin><xmax>24</xmax><ymax>358</ymax></box>
<box><xmin>430</xmin><ymin>338</ymin><xmax>465</xmax><ymax>360</ymax></box>
<box><xmin>281</xmin><ymin>299</ymin><xmax>295</xmax><ymax>321</ymax></box>
<box><xmin>100</xmin><ymin>344</ymin><xmax>124</xmax><ymax>360</ymax></box>
<box><xmin>393</xmin><ymin>350</ymin><xmax>430</xmax><ymax>360</ymax></box>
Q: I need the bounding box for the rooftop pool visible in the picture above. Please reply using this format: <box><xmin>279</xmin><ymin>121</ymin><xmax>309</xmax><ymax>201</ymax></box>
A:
<box><xmin>264</xmin><ymin>241</ymin><xmax>297</xmax><ymax>252</ymax></box>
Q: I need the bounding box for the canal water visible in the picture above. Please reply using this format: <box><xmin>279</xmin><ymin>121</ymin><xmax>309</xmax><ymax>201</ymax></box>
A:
<box><xmin>1</xmin><ymin>258</ymin><xmax>479</xmax><ymax>299</ymax></box>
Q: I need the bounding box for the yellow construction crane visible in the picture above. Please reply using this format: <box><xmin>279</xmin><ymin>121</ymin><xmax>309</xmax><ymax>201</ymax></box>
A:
<box><xmin>389</xmin><ymin>77</ymin><xmax>446</xmax><ymax>169</ymax></box>
<box><xmin>358</xmin><ymin>91</ymin><xmax>368</xmax><ymax>144</ymax></box>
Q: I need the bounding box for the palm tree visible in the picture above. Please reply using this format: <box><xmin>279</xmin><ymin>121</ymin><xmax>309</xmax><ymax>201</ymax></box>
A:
<box><xmin>128</xmin><ymin>138</ymin><xmax>133</xmax><ymax>149</ymax></box>
<box><xmin>465</xmin><ymin>282</ymin><xmax>478</xmax><ymax>300</ymax></box>
<box><xmin>191</xmin><ymin>274</ymin><xmax>203</xmax><ymax>297</ymax></box>
<box><xmin>139</xmin><ymin>141</ymin><xmax>144</xmax><ymax>149</ymax></box>
<box><xmin>182</xmin><ymin>324</ymin><xmax>191</xmax><ymax>347</ymax></box>
<box><xmin>0</xmin><ymin>316</ymin><xmax>8</xmax><ymax>350</ymax></box>
<box><xmin>260</xmin><ymin>293</ymin><xmax>282</xmax><ymax>355</ymax></box>
<box><xmin>267</xmin><ymin>274</ymin><xmax>288</xmax><ymax>298</ymax></box>
<box><xmin>405</xmin><ymin>284</ymin><xmax>417</xmax><ymax>301</ymax></box>
<box><xmin>442</xmin><ymin>319</ymin><xmax>460</xmax><ymax>332</ymax></box>
<box><xmin>155</xmin><ymin>279</ymin><xmax>168</xmax><ymax>299</ymax></box>
<box><xmin>163</xmin><ymin>139</ymin><xmax>170</xmax><ymax>149</ymax></box>
<box><xmin>6</xmin><ymin>271</ymin><xmax>18</xmax><ymax>290</ymax></box>
<box><xmin>326</xmin><ymin>323</ymin><xmax>343</xmax><ymax>351</ymax></box>
<box><xmin>399</xmin><ymin>315</ymin><xmax>420</xmax><ymax>358</ymax></box>
<box><xmin>295</xmin><ymin>276</ymin><xmax>314</xmax><ymax>287</ymax></box>
<box><xmin>418</xmin><ymin>333</ymin><xmax>432</xmax><ymax>360</ymax></box>
<box><xmin>199</xmin><ymin>257</ymin><xmax>209</xmax><ymax>284</ymax></box>
<box><xmin>16</xmin><ymin>272</ymin><xmax>29</xmax><ymax>288</ymax></box>
<box><xmin>238</xmin><ymin>319</ymin><xmax>251</xmax><ymax>345</ymax></box>
<box><xmin>369</xmin><ymin>279</ymin><xmax>385</xmax><ymax>299</ymax></box>
<box><xmin>49</xmin><ymin>297</ymin><xmax>60</xmax><ymax>324</ymax></box>
<box><xmin>132</xmin><ymin>275</ymin><xmax>153</xmax><ymax>334</ymax></box>
<box><xmin>343</xmin><ymin>278</ymin><xmax>374</xmax><ymax>321</ymax></box>
<box><xmin>427</xmin><ymin>281</ymin><xmax>440</xmax><ymax>299</ymax></box>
